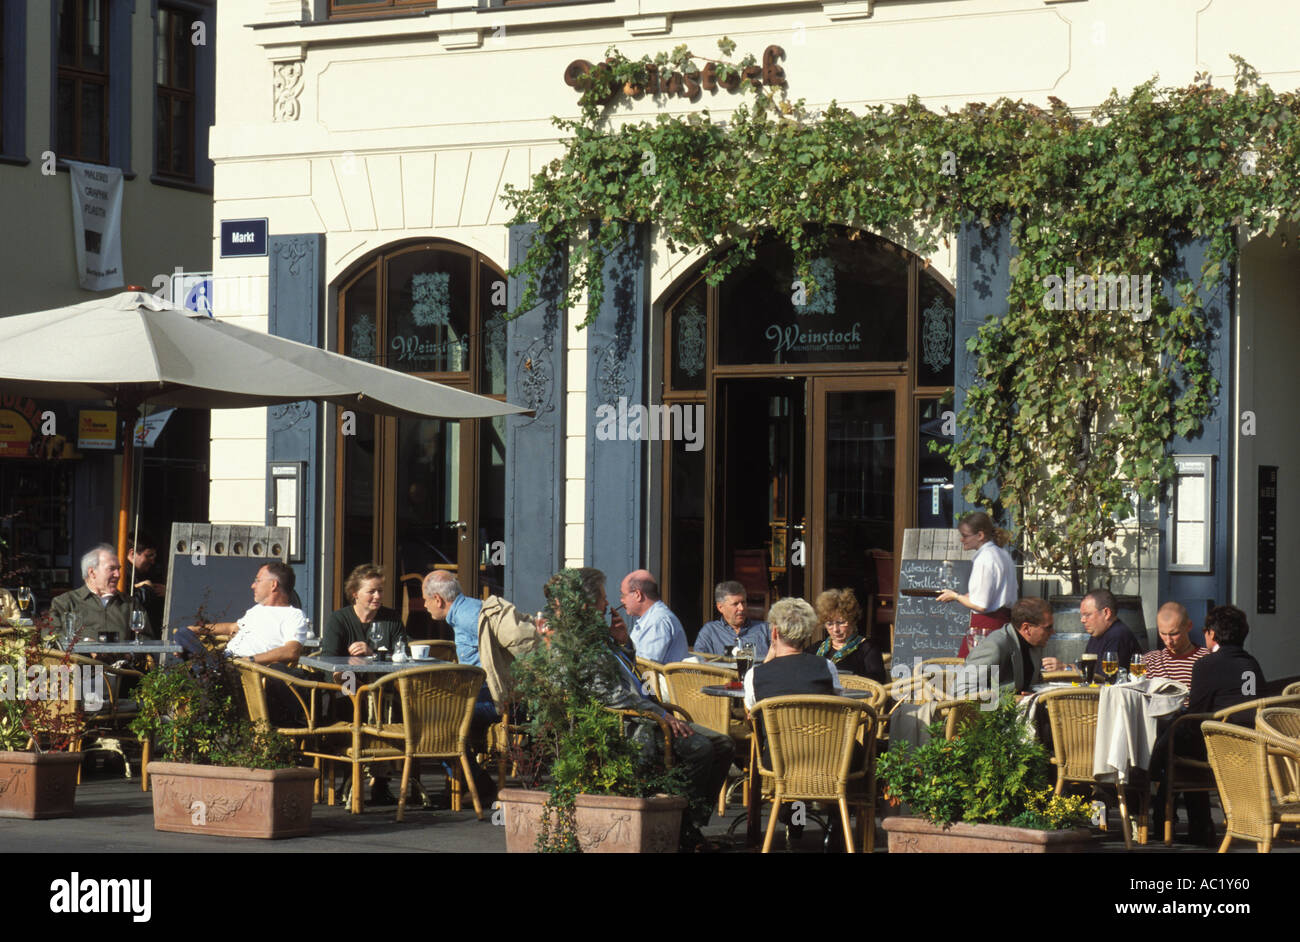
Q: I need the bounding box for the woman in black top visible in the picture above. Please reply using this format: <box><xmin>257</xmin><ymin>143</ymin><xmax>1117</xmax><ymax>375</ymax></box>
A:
<box><xmin>813</xmin><ymin>588</ymin><xmax>887</xmax><ymax>684</ymax></box>
<box><xmin>321</xmin><ymin>563</ymin><xmax>406</xmax><ymax>657</ymax></box>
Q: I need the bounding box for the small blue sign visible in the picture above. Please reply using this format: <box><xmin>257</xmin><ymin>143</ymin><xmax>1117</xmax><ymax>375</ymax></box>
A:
<box><xmin>184</xmin><ymin>278</ymin><xmax>214</xmax><ymax>316</ymax></box>
<box><xmin>220</xmin><ymin>218</ymin><xmax>269</xmax><ymax>258</ymax></box>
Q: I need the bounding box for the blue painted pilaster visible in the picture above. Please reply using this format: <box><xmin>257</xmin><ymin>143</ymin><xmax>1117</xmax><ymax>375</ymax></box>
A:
<box><xmin>266</xmin><ymin>234</ymin><xmax>324</xmax><ymax>621</ymax></box>
<box><xmin>584</xmin><ymin>223</ymin><xmax>649</xmax><ymax>584</ymax></box>
<box><xmin>953</xmin><ymin>221</ymin><xmax>1014</xmax><ymax>520</ymax></box>
<box><xmin>504</xmin><ymin>224</ymin><xmax>567</xmax><ymax>615</ymax></box>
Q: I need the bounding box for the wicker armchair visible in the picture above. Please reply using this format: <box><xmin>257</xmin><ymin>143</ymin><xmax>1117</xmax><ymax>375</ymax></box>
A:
<box><xmin>662</xmin><ymin>662</ymin><xmax>745</xmax><ymax>814</ymax></box>
<box><xmin>1039</xmin><ymin>687</ymin><xmax>1146</xmax><ymax>848</ymax></box>
<box><xmin>1157</xmin><ymin>693</ymin><xmax>1300</xmax><ymax>845</ymax></box>
<box><xmin>417</xmin><ymin>640</ymin><xmax>458</xmax><ymax>662</ymax></box>
<box><xmin>635</xmin><ymin>656</ymin><xmax>670</xmax><ymax>701</ymax></box>
<box><xmin>1256</xmin><ymin>707</ymin><xmax>1300</xmax><ymax>805</ymax></box>
<box><xmin>1283</xmin><ymin>681</ymin><xmax>1300</xmax><ymax>698</ymax></box>
<box><xmin>36</xmin><ymin>649</ymin><xmax>144</xmax><ymax>785</ymax></box>
<box><xmin>235</xmin><ymin>660</ymin><xmax>353</xmax><ymax>804</ymax></box>
<box><xmin>934</xmin><ymin>697</ymin><xmax>980</xmax><ymax>741</ymax></box>
<box><xmin>750</xmin><ymin>695</ymin><xmax>878</xmax><ymax>853</ymax></box>
<box><xmin>346</xmin><ymin>664</ymin><xmax>487</xmax><ymax>821</ymax></box>
<box><xmin>837</xmin><ymin>675</ymin><xmax>888</xmax><ymax>711</ymax></box>
<box><xmin>1202</xmin><ymin>721</ymin><xmax>1300</xmax><ymax>852</ymax></box>
<box><xmin>607</xmin><ymin>702</ymin><xmax>695</xmax><ymax>768</ymax></box>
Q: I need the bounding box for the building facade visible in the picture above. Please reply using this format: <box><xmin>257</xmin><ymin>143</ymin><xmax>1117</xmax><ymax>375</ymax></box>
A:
<box><xmin>209</xmin><ymin>0</ymin><xmax>1299</xmax><ymax>677</ymax></box>
<box><xmin>0</xmin><ymin>0</ymin><xmax>216</xmax><ymax>597</ymax></box>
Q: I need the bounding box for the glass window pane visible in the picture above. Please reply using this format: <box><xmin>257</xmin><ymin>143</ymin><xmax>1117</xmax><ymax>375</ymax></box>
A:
<box><xmin>917</xmin><ymin>268</ymin><xmax>955</xmax><ymax>388</ymax></box>
<box><xmin>824</xmin><ymin>390</ymin><xmax>895</xmax><ymax>626</ymax></box>
<box><xmin>171</xmin><ymin>97</ymin><xmax>192</xmax><ymax>173</ymax></box>
<box><xmin>58</xmin><ymin>79</ymin><xmax>76</xmax><ymax>157</ymax></box>
<box><xmin>342</xmin><ymin>267</ymin><xmax>379</xmax><ymax>361</ymax></box>
<box><xmin>171</xmin><ymin>13</ymin><xmax>192</xmax><ymax>89</ymax></box>
<box><xmin>385</xmin><ymin>249</ymin><xmax>471</xmax><ymax>373</ymax></box>
<box><xmin>668</xmin><ymin>433</ymin><xmax>706</xmax><ymax>631</ymax></box>
<box><xmin>478</xmin><ymin>415</ymin><xmax>507</xmax><ymax>596</ymax></box>
<box><xmin>155</xmin><ymin>8</ymin><xmax>171</xmax><ymax>85</ymax></box>
<box><xmin>917</xmin><ymin>396</ymin><xmax>954</xmax><ymax>529</ymax></box>
<box><xmin>155</xmin><ymin>94</ymin><xmax>169</xmax><ymax>168</ymax></box>
<box><xmin>479</xmin><ymin>263</ymin><xmax>508</xmax><ymax>395</ymax></box>
<box><xmin>82</xmin><ymin>0</ymin><xmax>106</xmax><ymax>73</ymax></box>
<box><xmin>80</xmin><ymin>81</ymin><xmax>105</xmax><ymax>161</ymax></box>
<box><xmin>669</xmin><ymin>279</ymin><xmax>706</xmax><ymax>391</ymax></box>
<box><xmin>718</xmin><ymin>232</ymin><xmax>907</xmax><ymax>365</ymax></box>
<box><xmin>59</xmin><ymin>0</ymin><xmax>79</xmax><ymax>67</ymax></box>
<box><xmin>394</xmin><ymin>418</ymin><xmax>461</xmax><ymax>575</ymax></box>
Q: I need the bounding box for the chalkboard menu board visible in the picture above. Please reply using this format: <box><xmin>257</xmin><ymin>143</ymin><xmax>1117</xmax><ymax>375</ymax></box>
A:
<box><xmin>892</xmin><ymin>558</ymin><xmax>975</xmax><ymax>666</ymax></box>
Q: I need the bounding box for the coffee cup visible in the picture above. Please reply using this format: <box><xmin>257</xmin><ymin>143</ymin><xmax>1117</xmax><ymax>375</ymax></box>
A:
<box><xmin>410</xmin><ymin>643</ymin><xmax>431</xmax><ymax>660</ymax></box>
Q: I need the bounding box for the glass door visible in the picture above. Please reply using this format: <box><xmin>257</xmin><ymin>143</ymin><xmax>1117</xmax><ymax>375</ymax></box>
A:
<box><xmin>809</xmin><ymin>377</ymin><xmax>906</xmax><ymax>647</ymax></box>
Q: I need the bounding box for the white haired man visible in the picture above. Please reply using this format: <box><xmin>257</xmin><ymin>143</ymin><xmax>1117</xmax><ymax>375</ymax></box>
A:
<box><xmin>50</xmin><ymin>543</ymin><xmax>153</xmax><ymax>641</ymax></box>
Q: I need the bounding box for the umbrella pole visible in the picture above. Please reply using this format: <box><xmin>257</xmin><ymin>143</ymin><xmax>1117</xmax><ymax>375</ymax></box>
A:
<box><xmin>116</xmin><ymin>401</ymin><xmax>140</xmax><ymax>593</ymax></box>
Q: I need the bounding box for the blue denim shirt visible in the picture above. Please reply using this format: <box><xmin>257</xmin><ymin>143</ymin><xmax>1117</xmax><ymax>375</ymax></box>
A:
<box><xmin>630</xmin><ymin>600</ymin><xmax>689</xmax><ymax>664</ymax></box>
<box><xmin>448</xmin><ymin>593</ymin><xmax>484</xmax><ymax>666</ymax></box>
<box><xmin>694</xmin><ymin>619</ymin><xmax>771</xmax><ymax>659</ymax></box>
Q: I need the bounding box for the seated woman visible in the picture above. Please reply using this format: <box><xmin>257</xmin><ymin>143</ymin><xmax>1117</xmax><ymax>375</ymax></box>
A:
<box><xmin>812</xmin><ymin>588</ymin><xmax>888</xmax><ymax>684</ymax></box>
<box><xmin>743</xmin><ymin>597</ymin><xmax>843</xmax><ymax>712</ymax></box>
<box><xmin>321</xmin><ymin>563</ymin><xmax>406</xmax><ymax>657</ymax></box>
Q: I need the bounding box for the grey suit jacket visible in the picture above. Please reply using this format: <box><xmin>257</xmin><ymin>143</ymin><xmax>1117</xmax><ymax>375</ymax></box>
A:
<box><xmin>964</xmin><ymin>624</ymin><xmax>1043</xmax><ymax>693</ymax></box>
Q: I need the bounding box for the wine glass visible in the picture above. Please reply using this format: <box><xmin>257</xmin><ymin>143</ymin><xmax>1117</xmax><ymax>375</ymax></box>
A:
<box><xmin>130</xmin><ymin>608</ymin><xmax>146</xmax><ymax>646</ymax></box>
<box><xmin>62</xmin><ymin>611</ymin><xmax>81</xmax><ymax>648</ymax></box>
<box><xmin>16</xmin><ymin>586</ymin><xmax>33</xmax><ymax>619</ymax></box>
<box><xmin>1101</xmin><ymin>651</ymin><xmax>1119</xmax><ymax>684</ymax></box>
<box><xmin>368</xmin><ymin>623</ymin><xmax>385</xmax><ymax>660</ymax></box>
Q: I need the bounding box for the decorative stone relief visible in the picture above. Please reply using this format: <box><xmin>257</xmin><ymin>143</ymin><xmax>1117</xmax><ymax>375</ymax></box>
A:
<box><xmin>273</xmin><ymin>61</ymin><xmax>305</xmax><ymax>122</ymax></box>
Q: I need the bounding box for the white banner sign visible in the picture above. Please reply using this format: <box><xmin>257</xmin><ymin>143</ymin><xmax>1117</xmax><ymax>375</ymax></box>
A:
<box><xmin>67</xmin><ymin>160</ymin><xmax>124</xmax><ymax>291</ymax></box>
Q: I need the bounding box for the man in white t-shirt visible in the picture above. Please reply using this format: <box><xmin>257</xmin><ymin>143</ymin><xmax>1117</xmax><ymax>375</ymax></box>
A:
<box><xmin>177</xmin><ymin>561</ymin><xmax>310</xmax><ymax>665</ymax></box>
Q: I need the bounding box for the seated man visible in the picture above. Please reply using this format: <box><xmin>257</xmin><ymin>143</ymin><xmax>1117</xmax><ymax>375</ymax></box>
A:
<box><xmin>620</xmin><ymin>569</ymin><xmax>688</xmax><ymax>665</ymax></box>
<box><xmin>175</xmin><ymin>561</ymin><xmax>310</xmax><ymax>666</ymax></box>
<box><xmin>126</xmin><ymin>531</ymin><xmax>166</xmax><ymax>635</ymax></box>
<box><xmin>422</xmin><ymin>570</ymin><xmax>541</xmax><ymax>802</ymax></box>
<box><xmin>1151</xmin><ymin>604</ymin><xmax>1265</xmax><ymax>846</ymax></box>
<box><xmin>1080</xmin><ymin>589</ymin><xmax>1142</xmax><ymax>669</ymax></box>
<box><xmin>576</xmin><ymin>568</ymin><xmax>733</xmax><ymax>850</ymax></box>
<box><xmin>695</xmin><ymin>580</ymin><xmax>771</xmax><ymax>660</ymax></box>
<box><xmin>1142</xmin><ymin>602</ymin><xmax>1208</xmax><ymax>688</ymax></box>
<box><xmin>51</xmin><ymin>543</ymin><xmax>154</xmax><ymax>641</ymax></box>
<box><xmin>963</xmin><ymin>597</ymin><xmax>1054</xmax><ymax>695</ymax></box>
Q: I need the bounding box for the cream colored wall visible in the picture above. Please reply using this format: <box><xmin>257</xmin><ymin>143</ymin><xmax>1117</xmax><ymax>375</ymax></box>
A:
<box><xmin>1234</xmin><ymin>225</ymin><xmax>1300</xmax><ymax>678</ymax></box>
<box><xmin>210</xmin><ymin>0</ymin><xmax>1300</xmax><ymax>581</ymax></box>
<box><xmin>0</xmin><ymin>6</ymin><xmax>212</xmax><ymax>316</ymax></box>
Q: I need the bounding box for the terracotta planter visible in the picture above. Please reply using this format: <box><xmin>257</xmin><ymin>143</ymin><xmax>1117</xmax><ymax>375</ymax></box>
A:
<box><xmin>499</xmin><ymin>788</ymin><xmax>687</xmax><ymax>853</ymax></box>
<box><xmin>0</xmin><ymin>751</ymin><xmax>82</xmax><ymax>819</ymax></box>
<box><xmin>148</xmin><ymin>761</ymin><xmax>317</xmax><ymax>839</ymax></box>
<box><xmin>881</xmin><ymin>816</ymin><xmax>1094</xmax><ymax>853</ymax></box>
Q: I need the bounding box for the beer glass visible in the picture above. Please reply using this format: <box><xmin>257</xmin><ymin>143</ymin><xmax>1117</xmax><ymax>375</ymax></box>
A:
<box><xmin>1079</xmin><ymin>653</ymin><xmax>1098</xmax><ymax>685</ymax></box>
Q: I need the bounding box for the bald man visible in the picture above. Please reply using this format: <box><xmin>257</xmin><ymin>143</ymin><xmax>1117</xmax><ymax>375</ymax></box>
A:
<box><xmin>1141</xmin><ymin>602</ymin><xmax>1208</xmax><ymax>688</ymax></box>
<box><xmin>619</xmin><ymin>569</ymin><xmax>688</xmax><ymax>664</ymax></box>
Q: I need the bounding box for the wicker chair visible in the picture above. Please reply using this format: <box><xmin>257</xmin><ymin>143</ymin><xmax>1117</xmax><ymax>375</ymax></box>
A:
<box><xmin>635</xmin><ymin>656</ymin><xmax>670</xmax><ymax>701</ymax></box>
<box><xmin>346</xmin><ymin>664</ymin><xmax>487</xmax><ymax>821</ymax></box>
<box><xmin>934</xmin><ymin>698</ymin><xmax>980</xmax><ymax>741</ymax></box>
<box><xmin>418</xmin><ymin>640</ymin><xmax>459</xmax><ymax>662</ymax></box>
<box><xmin>1159</xmin><ymin>694</ymin><xmax>1300</xmax><ymax>845</ymax></box>
<box><xmin>1283</xmin><ymin>681</ymin><xmax>1300</xmax><ymax>697</ymax></box>
<box><xmin>1202</xmin><ymin>721</ymin><xmax>1300</xmax><ymax>852</ymax></box>
<box><xmin>662</xmin><ymin>662</ymin><xmax>745</xmax><ymax>814</ymax></box>
<box><xmin>235</xmin><ymin>660</ymin><xmax>354</xmax><ymax>803</ymax></box>
<box><xmin>1039</xmin><ymin>686</ymin><xmax>1146</xmax><ymax>848</ymax></box>
<box><xmin>36</xmin><ymin>649</ymin><xmax>144</xmax><ymax>785</ymax></box>
<box><xmin>750</xmin><ymin>695</ymin><xmax>878</xmax><ymax>853</ymax></box>
<box><xmin>1256</xmin><ymin>707</ymin><xmax>1300</xmax><ymax>806</ymax></box>
<box><xmin>921</xmin><ymin>657</ymin><xmax>966</xmax><ymax>667</ymax></box>
<box><xmin>837</xmin><ymin>675</ymin><xmax>888</xmax><ymax>711</ymax></box>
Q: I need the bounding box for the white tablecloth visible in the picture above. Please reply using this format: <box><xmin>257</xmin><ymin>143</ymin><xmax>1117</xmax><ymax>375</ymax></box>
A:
<box><xmin>1094</xmin><ymin>678</ymin><xmax>1188</xmax><ymax>784</ymax></box>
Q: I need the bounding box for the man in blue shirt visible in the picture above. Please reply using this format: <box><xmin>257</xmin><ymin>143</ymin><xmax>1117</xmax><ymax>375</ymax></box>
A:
<box><xmin>619</xmin><ymin>569</ymin><xmax>689</xmax><ymax>664</ymax></box>
<box><xmin>695</xmin><ymin>580</ymin><xmax>771</xmax><ymax>659</ymax></box>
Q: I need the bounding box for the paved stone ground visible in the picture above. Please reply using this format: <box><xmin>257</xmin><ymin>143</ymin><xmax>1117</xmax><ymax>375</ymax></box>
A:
<box><xmin>5</xmin><ymin>761</ymin><xmax>1294</xmax><ymax>854</ymax></box>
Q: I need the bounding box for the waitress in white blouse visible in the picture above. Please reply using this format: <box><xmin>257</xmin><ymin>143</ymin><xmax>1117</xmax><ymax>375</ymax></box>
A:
<box><xmin>937</xmin><ymin>511</ymin><xmax>1018</xmax><ymax>657</ymax></box>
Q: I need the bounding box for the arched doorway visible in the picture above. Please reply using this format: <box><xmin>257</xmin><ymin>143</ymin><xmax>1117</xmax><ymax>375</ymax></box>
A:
<box><xmin>659</xmin><ymin>229</ymin><xmax>956</xmax><ymax>646</ymax></box>
<box><xmin>333</xmin><ymin>240</ymin><xmax>509</xmax><ymax>619</ymax></box>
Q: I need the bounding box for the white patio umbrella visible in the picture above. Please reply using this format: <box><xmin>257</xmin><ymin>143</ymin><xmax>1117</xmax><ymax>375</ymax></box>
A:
<box><xmin>0</xmin><ymin>290</ymin><xmax>530</xmax><ymax>587</ymax></box>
